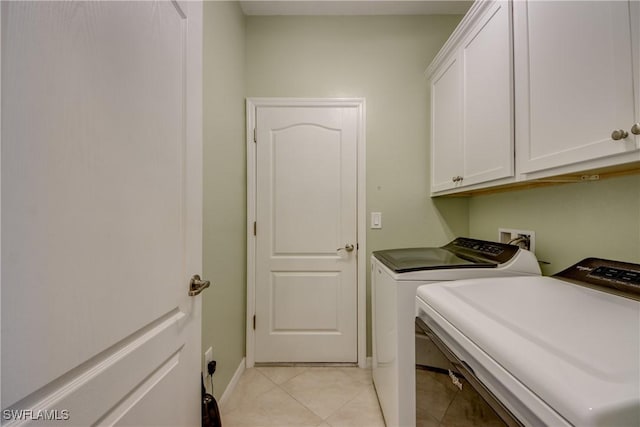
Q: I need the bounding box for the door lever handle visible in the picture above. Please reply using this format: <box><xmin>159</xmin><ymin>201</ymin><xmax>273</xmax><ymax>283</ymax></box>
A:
<box><xmin>337</xmin><ymin>244</ymin><xmax>355</xmax><ymax>253</ymax></box>
<box><xmin>189</xmin><ymin>274</ymin><xmax>210</xmax><ymax>296</ymax></box>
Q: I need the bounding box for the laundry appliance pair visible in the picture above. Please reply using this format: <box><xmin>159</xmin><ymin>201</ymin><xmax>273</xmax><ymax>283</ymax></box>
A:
<box><xmin>371</xmin><ymin>237</ymin><xmax>541</xmax><ymax>427</ymax></box>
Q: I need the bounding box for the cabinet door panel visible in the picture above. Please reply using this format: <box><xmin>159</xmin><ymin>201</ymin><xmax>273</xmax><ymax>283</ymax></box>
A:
<box><xmin>462</xmin><ymin>1</ymin><xmax>513</xmax><ymax>185</ymax></box>
<box><xmin>515</xmin><ymin>0</ymin><xmax>637</xmax><ymax>174</ymax></box>
<box><xmin>431</xmin><ymin>55</ymin><xmax>463</xmax><ymax>192</ymax></box>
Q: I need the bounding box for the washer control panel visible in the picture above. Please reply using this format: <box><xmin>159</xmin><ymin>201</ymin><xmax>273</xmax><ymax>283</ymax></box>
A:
<box><xmin>444</xmin><ymin>237</ymin><xmax>519</xmax><ymax>265</ymax></box>
<box><xmin>590</xmin><ymin>265</ymin><xmax>640</xmax><ymax>285</ymax></box>
<box><xmin>555</xmin><ymin>258</ymin><xmax>640</xmax><ymax>299</ymax></box>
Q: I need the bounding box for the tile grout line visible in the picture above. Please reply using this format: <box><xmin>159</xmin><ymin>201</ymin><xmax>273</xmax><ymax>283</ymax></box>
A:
<box><xmin>272</xmin><ymin>369</ymin><xmax>329</xmax><ymax>422</ymax></box>
<box><xmin>279</xmin><ymin>367</ymin><xmax>376</xmax><ymax>424</ymax></box>
<box><xmin>277</xmin><ymin>381</ymin><xmax>333</xmax><ymax>426</ymax></box>
<box><xmin>220</xmin><ymin>368</ymin><xmax>280</xmax><ymax>417</ymax></box>
<box><xmin>322</xmin><ymin>383</ymin><xmax>372</xmax><ymax>423</ymax></box>
<box><xmin>256</xmin><ymin>367</ymin><xmax>335</xmax><ymax>425</ymax></box>
<box><xmin>256</xmin><ymin>366</ymin><xmax>310</xmax><ymax>387</ymax></box>
<box><xmin>224</xmin><ymin>367</ymin><xmax>383</xmax><ymax>427</ymax></box>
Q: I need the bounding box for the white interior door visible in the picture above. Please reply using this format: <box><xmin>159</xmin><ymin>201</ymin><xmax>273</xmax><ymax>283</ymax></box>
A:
<box><xmin>254</xmin><ymin>103</ymin><xmax>359</xmax><ymax>363</ymax></box>
<box><xmin>1</xmin><ymin>1</ymin><xmax>203</xmax><ymax>425</ymax></box>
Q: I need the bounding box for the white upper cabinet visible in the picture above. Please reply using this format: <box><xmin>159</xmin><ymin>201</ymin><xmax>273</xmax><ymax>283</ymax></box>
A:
<box><xmin>461</xmin><ymin>1</ymin><xmax>513</xmax><ymax>185</ymax></box>
<box><xmin>514</xmin><ymin>0</ymin><xmax>640</xmax><ymax>176</ymax></box>
<box><xmin>428</xmin><ymin>0</ymin><xmax>639</xmax><ymax>196</ymax></box>
<box><xmin>429</xmin><ymin>1</ymin><xmax>513</xmax><ymax>194</ymax></box>
<box><xmin>431</xmin><ymin>54</ymin><xmax>463</xmax><ymax>192</ymax></box>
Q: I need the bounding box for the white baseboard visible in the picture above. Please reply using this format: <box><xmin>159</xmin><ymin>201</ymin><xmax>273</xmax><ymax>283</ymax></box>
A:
<box><xmin>219</xmin><ymin>357</ymin><xmax>246</xmax><ymax>408</ymax></box>
<box><xmin>366</xmin><ymin>356</ymin><xmax>372</xmax><ymax>368</ymax></box>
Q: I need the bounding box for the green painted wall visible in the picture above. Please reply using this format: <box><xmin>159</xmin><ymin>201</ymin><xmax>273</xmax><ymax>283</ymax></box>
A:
<box><xmin>245</xmin><ymin>15</ymin><xmax>468</xmax><ymax>356</ymax></box>
<box><xmin>468</xmin><ymin>175</ymin><xmax>640</xmax><ymax>275</ymax></box>
<box><xmin>202</xmin><ymin>1</ymin><xmax>246</xmax><ymax>399</ymax></box>
<box><xmin>202</xmin><ymin>8</ymin><xmax>466</xmax><ymax>398</ymax></box>
<box><xmin>202</xmin><ymin>7</ymin><xmax>640</xmax><ymax>400</ymax></box>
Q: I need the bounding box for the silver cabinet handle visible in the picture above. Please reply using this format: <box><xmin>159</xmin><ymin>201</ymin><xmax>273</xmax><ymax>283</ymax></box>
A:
<box><xmin>611</xmin><ymin>129</ymin><xmax>629</xmax><ymax>140</ymax></box>
<box><xmin>189</xmin><ymin>274</ymin><xmax>210</xmax><ymax>296</ymax></box>
<box><xmin>631</xmin><ymin>123</ymin><xmax>640</xmax><ymax>136</ymax></box>
<box><xmin>337</xmin><ymin>244</ymin><xmax>355</xmax><ymax>252</ymax></box>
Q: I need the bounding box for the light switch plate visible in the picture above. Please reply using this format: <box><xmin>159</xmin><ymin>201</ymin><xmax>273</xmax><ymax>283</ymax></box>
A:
<box><xmin>371</xmin><ymin>212</ymin><xmax>382</xmax><ymax>229</ymax></box>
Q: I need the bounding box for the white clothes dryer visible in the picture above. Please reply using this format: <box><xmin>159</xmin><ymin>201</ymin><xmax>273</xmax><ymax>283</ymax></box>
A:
<box><xmin>371</xmin><ymin>237</ymin><xmax>540</xmax><ymax>427</ymax></box>
<box><xmin>415</xmin><ymin>257</ymin><xmax>640</xmax><ymax>427</ymax></box>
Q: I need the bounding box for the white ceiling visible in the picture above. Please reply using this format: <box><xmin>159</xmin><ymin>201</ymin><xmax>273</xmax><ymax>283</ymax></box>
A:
<box><xmin>239</xmin><ymin>0</ymin><xmax>473</xmax><ymax>16</ymax></box>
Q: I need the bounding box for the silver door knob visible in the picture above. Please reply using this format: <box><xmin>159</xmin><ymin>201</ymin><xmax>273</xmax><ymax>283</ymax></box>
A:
<box><xmin>189</xmin><ymin>274</ymin><xmax>210</xmax><ymax>296</ymax></box>
<box><xmin>611</xmin><ymin>129</ymin><xmax>629</xmax><ymax>140</ymax></box>
<box><xmin>337</xmin><ymin>244</ymin><xmax>355</xmax><ymax>252</ymax></box>
<box><xmin>631</xmin><ymin>123</ymin><xmax>640</xmax><ymax>135</ymax></box>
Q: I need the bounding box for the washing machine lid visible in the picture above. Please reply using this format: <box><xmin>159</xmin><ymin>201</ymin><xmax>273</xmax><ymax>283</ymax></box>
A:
<box><xmin>373</xmin><ymin>247</ymin><xmax>488</xmax><ymax>273</ymax></box>
<box><xmin>373</xmin><ymin>238</ymin><xmax>519</xmax><ymax>273</ymax></box>
<box><xmin>416</xmin><ymin>259</ymin><xmax>640</xmax><ymax>427</ymax></box>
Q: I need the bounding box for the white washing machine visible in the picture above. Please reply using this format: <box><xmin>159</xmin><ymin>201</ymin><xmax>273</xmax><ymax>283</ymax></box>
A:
<box><xmin>371</xmin><ymin>237</ymin><xmax>540</xmax><ymax>427</ymax></box>
<box><xmin>415</xmin><ymin>257</ymin><xmax>640</xmax><ymax>427</ymax></box>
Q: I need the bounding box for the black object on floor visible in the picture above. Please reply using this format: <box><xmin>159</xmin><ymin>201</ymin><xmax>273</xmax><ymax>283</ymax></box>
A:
<box><xmin>201</xmin><ymin>374</ymin><xmax>222</xmax><ymax>427</ymax></box>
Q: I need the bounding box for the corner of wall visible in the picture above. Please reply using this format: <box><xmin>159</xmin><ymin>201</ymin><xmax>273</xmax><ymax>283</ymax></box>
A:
<box><xmin>202</xmin><ymin>0</ymin><xmax>248</xmax><ymax>398</ymax></box>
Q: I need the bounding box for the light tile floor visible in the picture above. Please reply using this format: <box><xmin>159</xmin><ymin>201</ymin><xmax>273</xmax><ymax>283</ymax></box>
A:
<box><xmin>221</xmin><ymin>366</ymin><xmax>386</xmax><ymax>427</ymax></box>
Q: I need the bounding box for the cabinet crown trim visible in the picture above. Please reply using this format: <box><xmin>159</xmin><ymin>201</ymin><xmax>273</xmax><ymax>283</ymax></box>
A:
<box><xmin>425</xmin><ymin>0</ymin><xmax>498</xmax><ymax>78</ymax></box>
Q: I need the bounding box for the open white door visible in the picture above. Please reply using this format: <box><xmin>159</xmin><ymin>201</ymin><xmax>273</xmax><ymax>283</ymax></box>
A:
<box><xmin>1</xmin><ymin>1</ymin><xmax>203</xmax><ymax>425</ymax></box>
<box><xmin>249</xmin><ymin>100</ymin><xmax>365</xmax><ymax>364</ymax></box>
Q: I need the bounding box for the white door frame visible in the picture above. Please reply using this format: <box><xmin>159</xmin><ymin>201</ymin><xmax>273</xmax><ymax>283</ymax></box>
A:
<box><xmin>246</xmin><ymin>98</ymin><xmax>366</xmax><ymax>368</ymax></box>
<box><xmin>1</xmin><ymin>3</ymin><xmax>4</xmax><ymax>409</ymax></box>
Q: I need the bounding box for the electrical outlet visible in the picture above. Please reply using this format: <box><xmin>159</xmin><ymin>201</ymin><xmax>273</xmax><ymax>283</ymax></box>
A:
<box><xmin>204</xmin><ymin>347</ymin><xmax>213</xmax><ymax>373</ymax></box>
<box><xmin>499</xmin><ymin>228</ymin><xmax>535</xmax><ymax>252</ymax></box>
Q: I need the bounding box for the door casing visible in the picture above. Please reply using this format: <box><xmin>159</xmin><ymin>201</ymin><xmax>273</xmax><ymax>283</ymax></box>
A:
<box><xmin>246</xmin><ymin>98</ymin><xmax>366</xmax><ymax>368</ymax></box>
